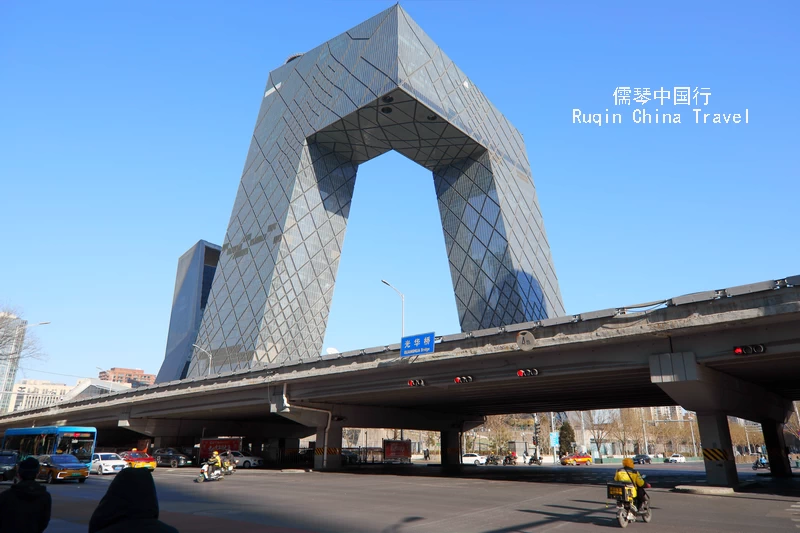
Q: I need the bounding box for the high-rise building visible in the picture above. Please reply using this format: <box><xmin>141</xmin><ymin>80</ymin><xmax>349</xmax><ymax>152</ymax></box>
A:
<box><xmin>650</xmin><ymin>405</ymin><xmax>688</xmax><ymax>421</ymax></box>
<box><xmin>0</xmin><ymin>313</ymin><xmax>27</xmax><ymax>412</ymax></box>
<box><xmin>183</xmin><ymin>5</ymin><xmax>565</xmax><ymax>378</ymax></box>
<box><xmin>98</xmin><ymin>367</ymin><xmax>155</xmax><ymax>387</ymax></box>
<box><xmin>156</xmin><ymin>240</ymin><xmax>220</xmax><ymax>383</ymax></box>
<box><xmin>6</xmin><ymin>379</ymin><xmax>72</xmax><ymax>413</ymax></box>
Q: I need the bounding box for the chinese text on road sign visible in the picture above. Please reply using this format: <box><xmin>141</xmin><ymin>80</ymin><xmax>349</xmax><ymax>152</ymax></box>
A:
<box><xmin>400</xmin><ymin>332</ymin><xmax>435</xmax><ymax>357</ymax></box>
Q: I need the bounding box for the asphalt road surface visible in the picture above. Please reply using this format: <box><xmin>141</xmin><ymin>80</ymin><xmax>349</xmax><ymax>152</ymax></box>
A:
<box><xmin>4</xmin><ymin>463</ymin><xmax>799</xmax><ymax>532</ymax></box>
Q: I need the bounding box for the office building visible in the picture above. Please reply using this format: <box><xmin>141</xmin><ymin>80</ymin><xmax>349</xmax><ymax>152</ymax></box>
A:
<box><xmin>156</xmin><ymin>240</ymin><xmax>221</xmax><ymax>382</ymax></box>
<box><xmin>6</xmin><ymin>379</ymin><xmax>72</xmax><ymax>413</ymax></box>
<box><xmin>0</xmin><ymin>313</ymin><xmax>27</xmax><ymax>412</ymax></box>
<box><xmin>183</xmin><ymin>5</ymin><xmax>564</xmax><ymax>377</ymax></box>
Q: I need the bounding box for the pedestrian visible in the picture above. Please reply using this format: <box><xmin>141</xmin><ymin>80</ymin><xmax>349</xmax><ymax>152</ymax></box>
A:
<box><xmin>0</xmin><ymin>456</ymin><xmax>51</xmax><ymax>533</ymax></box>
<box><xmin>88</xmin><ymin>467</ymin><xmax>178</xmax><ymax>533</ymax></box>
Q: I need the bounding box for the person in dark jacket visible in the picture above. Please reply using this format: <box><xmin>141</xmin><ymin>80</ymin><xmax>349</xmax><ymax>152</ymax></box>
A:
<box><xmin>0</xmin><ymin>456</ymin><xmax>51</xmax><ymax>533</ymax></box>
<box><xmin>88</xmin><ymin>467</ymin><xmax>178</xmax><ymax>533</ymax></box>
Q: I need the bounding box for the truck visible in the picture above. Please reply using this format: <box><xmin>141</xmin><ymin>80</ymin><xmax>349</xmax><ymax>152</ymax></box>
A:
<box><xmin>198</xmin><ymin>436</ymin><xmax>243</xmax><ymax>462</ymax></box>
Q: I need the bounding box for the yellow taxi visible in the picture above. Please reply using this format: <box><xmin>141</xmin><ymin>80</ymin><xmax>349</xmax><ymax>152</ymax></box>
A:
<box><xmin>560</xmin><ymin>453</ymin><xmax>593</xmax><ymax>466</ymax></box>
<box><xmin>37</xmin><ymin>454</ymin><xmax>89</xmax><ymax>483</ymax></box>
<box><xmin>119</xmin><ymin>449</ymin><xmax>157</xmax><ymax>470</ymax></box>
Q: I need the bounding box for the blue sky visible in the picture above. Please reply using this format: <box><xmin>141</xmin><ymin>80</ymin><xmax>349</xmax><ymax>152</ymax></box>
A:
<box><xmin>1</xmin><ymin>1</ymin><xmax>797</xmax><ymax>385</ymax></box>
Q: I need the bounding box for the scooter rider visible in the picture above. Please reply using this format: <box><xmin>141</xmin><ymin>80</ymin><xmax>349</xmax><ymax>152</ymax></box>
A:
<box><xmin>208</xmin><ymin>450</ymin><xmax>222</xmax><ymax>476</ymax></box>
<box><xmin>614</xmin><ymin>458</ymin><xmax>648</xmax><ymax>511</ymax></box>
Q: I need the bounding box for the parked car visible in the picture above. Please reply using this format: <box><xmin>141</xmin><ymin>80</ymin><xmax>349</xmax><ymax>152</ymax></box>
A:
<box><xmin>0</xmin><ymin>451</ymin><xmax>18</xmax><ymax>481</ymax></box>
<box><xmin>226</xmin><ymin>450</ymin><xmax>263</xmax><ymax>468</ymax></box>
<box><xmin>632</xmin><ymin>454</ymin><xmax>652</xmax><ymax>465</ymax></box>
<box><xmin>37</xmin><ymin>454</ymin><xmax>89</xmax><ymax>483</ymax></box>
<box><xmin>462</xmin><ymin>453</ymin><xmax>487</xmax><ymax>465</ymax></box>
<box><xmin>668</xmin><ymin>454</ymin><xmax>686</xmax><ymax>463</ymax></box>
<box><xmin>153</xmin><ymin>448</ymin><xmax>191</xmax><ymax>468</ymax></box>
<box><xmin>119</xmin><ymin>450</ymin><xmax>157</xmax><ymax>470</ymax></box>
<box><xmin>90</xmin><ymin>453</ymin><xmax>128</xmax><ymax>475</ymax></box>
<box><xmin>561</xmin><ymin>453</ymin><xmax>593</xmax><ymax>466</ymax></box>
<box><xmin>341</xmin><ymin>450</ymin><xmax>359</xmax><ymax>465</ymax></box>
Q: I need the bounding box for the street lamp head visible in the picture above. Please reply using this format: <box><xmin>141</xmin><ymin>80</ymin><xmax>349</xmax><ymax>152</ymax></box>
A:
<box><xmin>35</xmin><ymin>322</ymin><xmax>51</xmax><ymax>326</ymax></box>
<box><xmin>381</xmin><ymin>279</ymin><xmax>390</xmax><ymax>286</ymax></box>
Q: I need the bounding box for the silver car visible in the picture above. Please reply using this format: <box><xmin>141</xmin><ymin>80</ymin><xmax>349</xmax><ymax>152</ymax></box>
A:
<box><xmin>228</xmin><ymin>450</ymin><xmax>263</xmax><ymax>468</ymax></box>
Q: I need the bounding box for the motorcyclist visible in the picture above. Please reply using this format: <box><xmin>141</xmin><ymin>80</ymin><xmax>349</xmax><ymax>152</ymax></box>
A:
<box><xmin>614</xmin><ymin>458</ymin><xmax>648</xmax><ymax>511</ymax></box>
<box><xmin>207</xmin><ymin>450</ymin><xmax>222</xmax><ymax>477</ymax></box>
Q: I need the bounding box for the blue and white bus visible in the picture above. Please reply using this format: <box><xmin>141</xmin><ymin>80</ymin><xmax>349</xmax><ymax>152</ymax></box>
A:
<box><xmin>1</xmin><ymin>426</ymin><xmax>97</xmax><ymax>467</ymax></box>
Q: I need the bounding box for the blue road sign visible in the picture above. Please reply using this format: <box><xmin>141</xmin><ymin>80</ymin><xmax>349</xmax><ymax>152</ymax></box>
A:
<box><xmin>549</xmin><ymin>432</ymin><xmax>560</xmax><ymax>448</ymax></box>
<box><xmin>400</xmin><ymin>332</ymin><xmax>436</xmax><ymax>357</ymax></box>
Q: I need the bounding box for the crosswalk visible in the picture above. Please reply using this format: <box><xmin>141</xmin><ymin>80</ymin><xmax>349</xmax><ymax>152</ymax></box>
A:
<box><xmin>790</xmin><ymin>501</ymin><xmax>800</xmax><ymax>528</ymax></box>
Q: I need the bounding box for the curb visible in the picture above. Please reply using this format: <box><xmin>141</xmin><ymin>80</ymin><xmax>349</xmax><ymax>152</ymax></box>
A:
<box><xmin>673</xmin><ymin>485</ymin><xmax>735</xmax><ymax>495</ymax></box>
<box><xmin>280</xmin><ymin>468</ymin><xmax>312</xmax><ymax>473</ymax></box>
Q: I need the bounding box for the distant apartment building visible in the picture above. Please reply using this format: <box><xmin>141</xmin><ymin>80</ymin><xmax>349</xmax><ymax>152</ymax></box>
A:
<box><xmin>650</xmin><ymin>405</ymin><xmax>688</xmax><ymax>421</ymax></box>
<box><xmin>98</xmin><ymin>367</ymin><xmax>156</xmax><ymax>387</ymax></box>
<box><xmin>5</xmin><ymin>379</ymin><xmax>72</xmax><ymax>413</ymax></box>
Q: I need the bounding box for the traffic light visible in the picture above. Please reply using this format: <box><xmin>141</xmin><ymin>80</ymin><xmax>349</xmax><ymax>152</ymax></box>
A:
<box><xmin>517</xmin><ymin>368</ymin><xmax>539</xmax><ymax>377</ymax></box>
<box><xmin>453</xmin><ymin>376</ymin><xmax>473</xmax><ymax>384</ymax></box>
<box><xmin>407</xmin><ymin>379</ymin><xmax>426</xmax><ymax>387</ymax></box>
<box><xmin>733</xmin><ymin>344</ymin><xmax>765</xmax><ymax>355</ymax></box>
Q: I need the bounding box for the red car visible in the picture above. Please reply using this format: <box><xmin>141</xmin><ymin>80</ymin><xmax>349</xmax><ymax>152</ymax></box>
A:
<box><xmin>119</xmin><ymin>449</ymin><xmax>157</xmax><ymax>470</ymax></box>
<box><xmin>560</xmin><ymin>453</ymin><xmax>593</xmax><ymax>466</ymax></box>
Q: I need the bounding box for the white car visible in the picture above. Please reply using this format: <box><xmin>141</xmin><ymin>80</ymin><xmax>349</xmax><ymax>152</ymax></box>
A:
<box><xmin>668</xmin><ymin>454</ymin><xmax>686</xmax><ymax>463</ymax></box>
<box><xmin>227</xmin><ymin>450</ymin><xmax>263</xmax><ymax>468</ymax></box>
<box><xmin>91</xmin><ymin>453</ymin><xmax>128</xmax><ymax>475</ymax></box>
<box><xmin>462</xmin><ymin>453</ymin><xmax>487</xmax><ymax>465</ymax></box>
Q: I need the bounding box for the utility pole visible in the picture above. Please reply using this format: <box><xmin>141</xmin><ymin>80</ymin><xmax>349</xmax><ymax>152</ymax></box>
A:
<box><xmin>640</xmin><ymin>408</ymin><xmax>649</xmax><ymax>455</ymax></box>
<box><xmin>580</xmin><ymin>411</ymin><xmax>587</xmax><ymax>451</ymax></box>
<box><xmin>689</xmin><ymin>417</ymin><xmax>698</xmax><ymax>458</ymax></box>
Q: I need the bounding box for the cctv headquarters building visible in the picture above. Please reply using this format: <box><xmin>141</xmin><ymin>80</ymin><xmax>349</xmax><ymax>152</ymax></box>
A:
<box><xmin>157</xmin><ymin>5</ymin><xmax>564</xmax><ymax>383</ymax></box>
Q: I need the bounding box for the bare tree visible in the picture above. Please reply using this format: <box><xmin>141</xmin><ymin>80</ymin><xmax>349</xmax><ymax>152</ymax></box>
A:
<box><xmin>587</xmin><ymin>410</ymin><xmax>615</xmax><ymax>457</ymax></box>
<box><xmin>484</xmin><ymin>415</ymin><xmax>513</xmax><ymax>454</ymax></box>
<box><xmin>609</xmin><ymin>409</ymin><xmax>644</xmax><ymax>456</ymax></box>
<box><xmin>0</xmin><ymin>308</ymin><xmax>44</xmax><ymax>362</ymax></box>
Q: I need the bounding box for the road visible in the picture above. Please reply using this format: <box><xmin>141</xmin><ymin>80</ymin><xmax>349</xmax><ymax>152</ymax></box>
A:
<box><xmin>6</xmin><ymin>463</ymin><xmax>799</xmax><ymax>532</ymax></box>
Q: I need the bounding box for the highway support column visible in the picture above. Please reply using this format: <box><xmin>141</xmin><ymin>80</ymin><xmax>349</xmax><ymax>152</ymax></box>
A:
<box><xmin>696</xmin><ymin>413</ymin><xmax>739</xmax><ymax>487</ymax></box>
<box><xmin>314</xmin><ymin>421</ymin><xmax>343</xmax><ymax>470</ymax></box>
<box><xmin>760</xmin><ymin>419</ymin><xmax>792</xmax><ymax>477</ymax></box>
<box><xmin>440</xmin><ymin>429</ymin><xmax>461</xmax><ymax>467</ymax></box>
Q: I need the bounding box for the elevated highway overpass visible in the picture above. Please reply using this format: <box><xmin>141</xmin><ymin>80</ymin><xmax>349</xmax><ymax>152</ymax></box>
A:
<box><xmin>2</xmin><ymin>275</ymin><xmax>799</xmax><ymax>486</ymax></box>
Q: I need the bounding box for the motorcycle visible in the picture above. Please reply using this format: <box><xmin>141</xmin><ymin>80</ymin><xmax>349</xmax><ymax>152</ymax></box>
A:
<box><xmin>485</xmin><ymin>455</ymin><xmax>500</xmax><ymax>466</ymax></box>
<box><xmin>752</xmin><ymin>457</ymin><xmax>770</xmax><ymax>470</ymax></box>
<box><xmin>607</xmin><ymin>475</ymin><xmax>652</xmax><ymax>528</ymax></box>
<box><xmin>502</xmin><ymin>454</ymin><xmax>516</xmax><ymax>466</ymax></box>
<box><xmin>220</xmin><ymin>454</ymin><xmax>236</xmax><ymax>475</ymax></box>
<box><xmin>528</xmin><ymin>456</ymin><xmax>543</xmax><ymax>466</ymax></box>
<box><xmin>195</xmin><ymin>462</ymin><xmax>224</xmax><ymax>482</ymax></box>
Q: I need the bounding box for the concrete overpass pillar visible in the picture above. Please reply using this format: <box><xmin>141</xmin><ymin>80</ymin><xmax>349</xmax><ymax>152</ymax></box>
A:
<box><xmin>440</xmin><ymin>430</ymin><xmax>461</xmax><ymax>466</ymax></box>
<box><xmin>696</xmin><ymin>413</ymin><xmax>738</xmax><ymax>487</ymax></box>
<box><xmin>313</xmin><ymin>422</ymin><xmax>343</xmax><ymax>470</ymax></box>
<box><xmin>760</xmin><ymin>419</ymin><xmax>792</xmax><ymax>477</ymax></box>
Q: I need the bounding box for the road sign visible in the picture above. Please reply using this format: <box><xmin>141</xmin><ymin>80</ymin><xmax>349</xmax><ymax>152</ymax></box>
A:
<box><xmin>516</xmin><ymin>330</ymin><xmax>535</xmax><ymax>351</ymax></box>
<box><xmin>400</xmin><ymin>332</ymin><xmax>435</xmax><ymax>357</ymax></box>
<box><xmin>549</xmin><ymin>432</ymin><xmax>559</xmax><ymax>447</ymax></box>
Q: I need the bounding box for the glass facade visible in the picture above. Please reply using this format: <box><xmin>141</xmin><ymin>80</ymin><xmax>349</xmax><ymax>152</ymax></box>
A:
<box><xmin>0</xmin><ymin>314</ymin><xmax>26</xmax><ymax>412</ymax></box>
<box><xmin>156</xmin><ymin>241</ymin><xmax>221</xmax><ymax>382</ymax></box>
<box><xmin>187</xmin><ymin>5</ymin><xmax>564</xmax><ymax>377</ymax></box>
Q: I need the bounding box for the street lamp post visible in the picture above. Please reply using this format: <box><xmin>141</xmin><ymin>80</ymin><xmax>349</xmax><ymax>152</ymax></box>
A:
<box><xmin>380</xmin><ymin>279</ymin><xmax>405</xmax><ymax>338</ymax></box>
<box><xmin>192</xmin><ymin>344</ymin><xmax>214</xmax><ymax>376</ymax></box>
<box><xmin>381</xmin><ymin>279</ymin><xmax>405</xmax><ymax>441</ymax></box>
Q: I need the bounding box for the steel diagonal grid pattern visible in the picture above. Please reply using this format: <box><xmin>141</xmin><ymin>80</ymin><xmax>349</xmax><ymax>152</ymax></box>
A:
<box><xmin>187</xmin><ymin>6</ymin><xmax>564</xmax><ymax>378</ymax></box>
